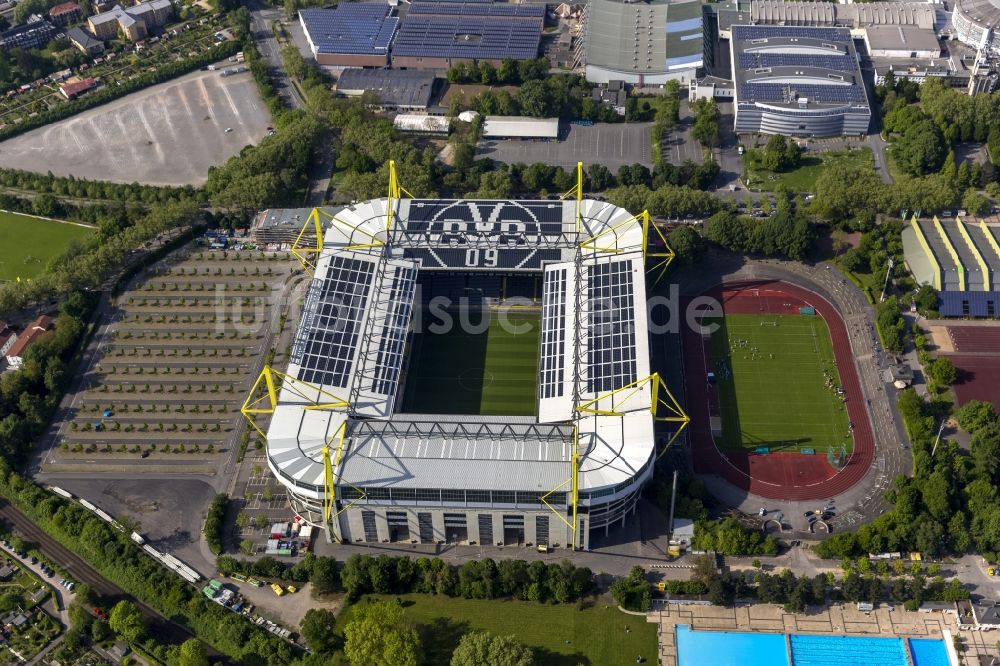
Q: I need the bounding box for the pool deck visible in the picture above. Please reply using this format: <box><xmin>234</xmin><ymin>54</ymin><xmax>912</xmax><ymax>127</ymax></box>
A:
<box><xmin>650</xmin><ymin>602</ymin><xmax>998</xmax><ymax>666</ymax></box>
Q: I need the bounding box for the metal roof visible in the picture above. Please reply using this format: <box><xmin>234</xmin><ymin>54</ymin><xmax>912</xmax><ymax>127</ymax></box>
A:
<box><xmin>336</xmin><ymin>68</ymin><xmax>436</xmax><ymax>108</ymax></box>
<box><xmin>481</xmin><ymin>116</ymin><xmax>559</xmax><ymax>139</ymax></box>
<box><xmin>392</xmin><ymin>0</ymin><xmax>542</xmax><ymax>60</ymax></box>
<box><xmin>299</xmin><ymin>5</ymin><xmax>398</xmax><ymax>56</ymax></box>
<box><xmin>583</xmin><ymin>0</ymin><xmax>703</xmax><ymax>76</ymax></box>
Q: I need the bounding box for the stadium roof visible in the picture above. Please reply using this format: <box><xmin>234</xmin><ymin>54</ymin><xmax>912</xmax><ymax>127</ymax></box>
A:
<box><xmin>336</xmin><ymin>68</ymin><xmax>436</xmax><ymax>108</ymax></box>
<box><xmin>264</xmin><ymin>197</ymin><xmax>657</xmax><ymax>498</ymax></box>
<box><xmin>299</xmin><ymin>5</ymin><xmax>398</xmax><ymax>56</ymax></box>
<box><xmin>392</xmin><ymin>0</ymin><xmax>542</xmax><ymax>61</ymax></box>
<box><xmin>731</xmin><ymin>25</ymin><xmax>870</xmax><ymax>110</ymax></box>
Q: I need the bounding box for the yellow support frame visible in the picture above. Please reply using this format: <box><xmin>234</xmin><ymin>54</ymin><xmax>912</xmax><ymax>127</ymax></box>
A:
<box><xmin>559</xmin><ymin>161</ymin><xmax>584</xmax><ymax>234</ymax></box>
<box><xmin>576</xmin><ymin>372</ymin><xmax>690</xmax><ymax>456</ymax></box>
<box><xmin>540</xmin><ymin>426</ymin><xmax>580</xmax><ymax>550</ymax></box>
<box><xmin>240</xmin><ymin>366</ymin><xmax>349</xmax><ymax>439</ymax></box>
<box><xmin>290</xmin><ymin>208</ymin><xmax>326</xmax><ymax>272</ymax></box>
<box><xmin>642</xmin><ymin>214</ymin><xmax>677</xmax><ymax>282</ymax></box>
<box><xmin>386</xmin><ymin>159</ymin><xmax>414</xmax><ymax>233</ymax></box>
<box><xmin>579</xmin><ymin>209</ymin><xmax>648</xmax><ymax>254</ymax></box>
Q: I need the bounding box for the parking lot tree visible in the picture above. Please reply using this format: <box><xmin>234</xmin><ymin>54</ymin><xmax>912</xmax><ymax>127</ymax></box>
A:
<box><xmin>691</xmin><ymin>98</ymin><xmax>720</xmax><ymax>148</ymax></box>
<box><xmin>344</xmin><ymin>600</ymin><xmax>422</xmax><ymax>666</ymax></box>
<box><xmin>588</xmin><ymin>164</ymin><xmax>616</xmax><ymax>191</ymax></box>
<box><xmin>451</xmin><ymin>631</ymin><xmax>534</xmax><ymax>666</ymax></box>
<box><xmin>301</xmin><ymin>608</ymin><xmax>339</xmax><ymax>655</ymax></box>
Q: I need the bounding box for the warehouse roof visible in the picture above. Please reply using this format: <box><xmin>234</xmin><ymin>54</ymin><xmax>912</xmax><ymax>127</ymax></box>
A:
<box><xmin>336</xmin><ymin>68</ymin><xmax>436</xmax><ymax>108</ymax></box>
<box><xmin>299</xmin><ymin>4</ymin><xmax>398</xmax><ymax>56</ymax></box>
<box><xmin>392</xmin><ymin>0</ymin><xmax>542</xmax><ymax>61</ymax></box>
<box><xmin>482</xmin><ymin>115</ymin><xmax>558</xmax><ymax>138</ymax></box>
<box><xmin>865</xmin><ymin>25</ymin><xmax>940</xmax><ymax>53</ymax></box>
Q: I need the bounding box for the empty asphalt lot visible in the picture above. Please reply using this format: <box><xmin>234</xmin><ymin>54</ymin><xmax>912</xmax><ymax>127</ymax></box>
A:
<box><xmin>0</xmin><ymin>66</ymin><xmax>272</xmax><ymax>186</ymax></box>
<box><xmin>478</xmin><ymin>122</ymin><xmax>653</xmax><ymax>169</ymax></box>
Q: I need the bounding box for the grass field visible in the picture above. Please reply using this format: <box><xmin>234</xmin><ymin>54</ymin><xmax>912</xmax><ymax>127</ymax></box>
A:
<box><xmin>709</xmin><ymin>313</ymin><xmax>853</xmax><ymax>455</ymax></box>
<box><xmin>337</xmin><ymin>595</ymin><xmax>657</xmax><ymax>666</ymax></box>
<box><xmin>0</xmin><ymin>210</ymin><xmax>95</xmax><ymax>281</ymax></box>
<box><xmin>744</xmin><ymin>148</ymin><xmax>873</xmax><ymax>193</ymax></box>
<box><xmin>400</xmin><ymin>308</ymin><xmax>539</xmax><ymax>416</ymax></box>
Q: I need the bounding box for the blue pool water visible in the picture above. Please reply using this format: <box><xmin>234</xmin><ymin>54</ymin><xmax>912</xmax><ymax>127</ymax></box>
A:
<box><xmin>676</xmin><ymin>626</ymin><xmax>950</xmax><ymax>666</ymax></box>
<box><xmin>909</xmin><ymin>638</ymin><xmax>950</xmax><ymax>666</ymax></box>
<box><xmin>790</xmin><ymin>634</ymin><xmax>907</xmax><ymax>666</ymax></box>
<box><xmin>676</xmin><ymin>624</ymin><xmax>789</xmax><ymax>666</ymax></box>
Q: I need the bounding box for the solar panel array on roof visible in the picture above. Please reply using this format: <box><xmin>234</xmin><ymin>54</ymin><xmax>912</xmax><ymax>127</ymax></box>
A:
<box><xmin>740</xmin><ymin>82</ymin><xmax>866</xmax><ymax>104</ymax></box>
<box><xmin>300</xmin><ymin>5</ymin><xmax>397</xmax><ymax>55</ymax></box>
<box><xmin>540</xmin><ymin>267</ymin><xmax>567</xmax><ymax>399</ymax></box>
<box><xmin>292</xmin><ymin>255</ymin><xmax>374</xmax><ymax>388</ymax></box>
<box><xmin>392</xmin><ymin>1</ymin><xmax>541</xmax><ymax>60</ymax></box>
<box><xmin>371</xmin><ymin>265</ymin><xmax>418</xmax><ymax>396</ymax></box>
<box><xmin>739</xmin><ymin>52</ymin><xmax>855</xmax><ymax>72</ymax></box>
<box><xmin>587</xmin><ymin>261</ymin><xmax>637</xmax><ymax>393</ymax></box>
<box><xmin>732</xmin><ymin>25</ymin><xmax>849</xmax><ymax>41</ymax></box>
<box><xmin>404</xmin><ymin>200</ymin><xmax>563</xmax><ymax>235</ymax></box>
<box><xmin>403</xmin><ymin>247</ymin><xmax>561</xmax><ymax>270</ymax></box>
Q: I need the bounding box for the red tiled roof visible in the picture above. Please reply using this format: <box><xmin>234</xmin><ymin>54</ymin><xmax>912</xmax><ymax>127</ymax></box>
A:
<box><xmin>49</xmin><ymin>1</ymin><xmax>80</xmax><ymax>15</ymax></box>
<box><xmin>5</xmin><ymin>315</ymin><xmax>53</xmax><ymax>360</ymax></box>
<box><xmin>60</xmin><ymin>78</ymin><xmax>98</xmax><ymax>97</ymax></box>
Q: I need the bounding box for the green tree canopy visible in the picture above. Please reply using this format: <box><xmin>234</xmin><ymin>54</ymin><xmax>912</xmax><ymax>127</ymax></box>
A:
<box><xmin>178</xmin><ymin>639</ymin><xmax>209</xmax><ymax>666</ymax></box>
<box><xmin>108</xmin><ymin>600</ymin><xmax>145</xmax><ymax>644</ymax></box>
<box><xmin>301</xmin><ymin>608</ymin><xmax>339</xmax><ymax>654</ymax></box>
<box><xmin>344</xmin><ymin>600</ymin><xmax>422</xmax><ymax>666</ymax></box>
<box><xmin>450</xmin><ymin>631</ymin><xmax>534</xmax><ymax>666</ymax></box>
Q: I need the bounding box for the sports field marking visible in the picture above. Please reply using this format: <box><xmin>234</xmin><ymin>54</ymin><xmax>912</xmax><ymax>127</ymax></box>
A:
<box><xmin>707</xmin><ymin>313</ymin><xmax>853</xmax><ymax>455</ymax></box>
<box><xmin>401</xmin><ymin>310</ymin><xmax>539</xmax><ymax>416</ymax></box>
<box><xmin>0</xmin><ymin>210</ymin><xmax>95</xmax><ymax>282</ymax></box>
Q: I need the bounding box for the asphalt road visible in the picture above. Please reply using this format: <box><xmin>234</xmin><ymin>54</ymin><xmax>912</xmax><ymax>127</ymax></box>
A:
<box><xmin>245</xmin><ymin>0</ymin><xmax>303</xmax><ymax>110</ymax></box>
<box><xmin>0</xmin><ymin>498</ymin><xmax>228</xmax><ymax>662</ymax></box>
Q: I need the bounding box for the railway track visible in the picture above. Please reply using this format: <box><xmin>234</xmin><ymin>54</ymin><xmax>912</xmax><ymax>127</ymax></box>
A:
<box><xmin>0</xmin><ymin>498</ymin><xmax>229</xmax><ymax>663</ymax></box>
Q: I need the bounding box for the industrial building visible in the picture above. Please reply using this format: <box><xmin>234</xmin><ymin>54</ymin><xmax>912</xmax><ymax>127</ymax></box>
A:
<box><xmin>903</xmin><ymin>215</ymin><xmax>1000</xmax><ymax>317</ymax></box>
<box><xmin>299</xmin><ymin>5</ymin><xmax>398</xmax><ymax>68</ymax></box>
<box><xmin>729</xmin><ymin>25</ymin><xmax>871</xmax><ymax>137</ymax></box>
<box><xmin>391</xmin><ymin>0</ymin><xmax>543</xmax><ymax>69</ymax></box>
<box><xmin>335</xmin><ymin>68</ymin><xmax>438</xmax><ymax>110</ymax></box>
<box><xmin>246</xmin><ymin>174</ymin><xmax>686</xmax><ymax>550</ymax></box>
<box><xmin>393</xmin><ymin>114</ymin><xmax>451</xmax><ymax>134</ymax></box>
<box><xmin>952</xmin><ymin>0</ymin><xmax>1000</xmax><ymax>56</ymax></box>
<box><xmin>87</xmin><ymin>0</ymin><xmax>173</xmax><ymax>42</ymax></box>
<box><xmin>580</xmin><ymin>0</ymin><xmax>704</xmax><ymax>85</ymax></box>
<box><xmin>0</xmin><ymin>17</ymin><xmax>57</xmax><ymax>52</ymax></box>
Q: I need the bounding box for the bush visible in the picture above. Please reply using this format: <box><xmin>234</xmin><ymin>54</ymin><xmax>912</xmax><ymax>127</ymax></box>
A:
<box><xmin>203</xmin><ymin>494</ymin><xmax>229</xmax><ymax>555</ymax></box>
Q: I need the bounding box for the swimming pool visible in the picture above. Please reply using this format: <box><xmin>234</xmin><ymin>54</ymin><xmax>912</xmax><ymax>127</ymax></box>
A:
<box><xmin>676</xmin><ymin>625</ymin><xmax>789</xmax><ymax>666</ymax></box>
<box><xmin>909</xmin><ymin>638</ymin><xmax>950</xmax><ymax>666</ymax></box>
<box><xmin>676</xmin><ymin>626</ymin><xmax>950</xmax><ymax>666</ymax></box>
<box><xmin>790</xmin><ymin>634</ymin><xmax>906</xmax><ymax>666</ymax></box>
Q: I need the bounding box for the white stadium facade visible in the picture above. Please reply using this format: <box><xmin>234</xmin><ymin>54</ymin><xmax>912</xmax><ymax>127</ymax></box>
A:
<box><xmin>246</xmin><ymin>173</ymin><xmax>687</xmax><ymax>551</ymax></box>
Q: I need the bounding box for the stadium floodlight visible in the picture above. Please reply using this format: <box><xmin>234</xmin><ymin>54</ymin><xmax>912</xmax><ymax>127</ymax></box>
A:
<box><xmin>240</xmin><ymin>366</ymin><xmax>350</xmax><ymax>438</ymax></box>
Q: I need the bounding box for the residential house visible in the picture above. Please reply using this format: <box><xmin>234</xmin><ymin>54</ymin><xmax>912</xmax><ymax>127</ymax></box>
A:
<box><xmin>59</xmin><ymin>76</ymin><xmax>98</xmax><ymax>99</ymax></box>
<box><xmin>5</xmin><ymin>315</ymin><xmax>53</xmax><ymax>369</ymax></box>
<box><xmin>0</xmin><ymin>321</ymin><xmax>16</xmax><ymax>357</ymax></box>
<box><xmin>88</xmin><ymin>0</ymin><xmax>172</xmax><ymax>42</ymax></box>
<box><xmin>66</xmin><ymin>25</ymin><xmax>105</xmax><ymax>54</ymax></box>
<box><xmin>48</xmin><ymin>1</ymin><xmax>82</xmax><ymax>26</ymax></box>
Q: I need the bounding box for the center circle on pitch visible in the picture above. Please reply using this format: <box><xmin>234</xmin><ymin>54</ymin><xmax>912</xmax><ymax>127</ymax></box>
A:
<box><xmin>459</xmin><ymin>369</ymin><xmax>494</xmax><ymax>390</ymax></box>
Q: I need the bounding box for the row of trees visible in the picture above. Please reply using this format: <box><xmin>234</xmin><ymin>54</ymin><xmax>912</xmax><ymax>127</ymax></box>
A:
<box><xmin>817</xmin><ymin>393</ymin><xmax>1000</xmax><ymax>561</ymax></box>
<box><xmin>0</xmin><ymin>168</ymin><xmax>199</xmax><ymax>205</ymax></box>
<box><xmin>446</xmin><ymin>57</ymin><xmax>549</xmax><ymax>86</ymax></box>
<box><xmin>691</xmin><ymin>517</ymin><xmax>779</xmax><ymax>556</ymax></box>
<box><xmin>704</xmin><ymin>206</ymin><xmax>813</xmax><ymax>260</ymax></box>
<box><xmin>464</xmin><ymin>74</ymin><xmax>622</xmax><ymax>122</ymax></box>
<box><xmin>203</xmin><ymin>493</ymin><xmax>229</xmax><ymax>555</ymax></box>
<box><xmin>0</xmin><ymin>469</ymin><xmax>300</xmax><ymax>664</ymax></box>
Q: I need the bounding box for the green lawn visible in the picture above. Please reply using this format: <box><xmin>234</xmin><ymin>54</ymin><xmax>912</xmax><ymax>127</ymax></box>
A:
<box><xmin>400</xmin><ymin>309</ymin><xmax>539</xmax><ymax>416</ymax></box>
<box><xmin>744</xmin><ymin>147</ymin><xmax>873</xmax><ymax>193</ymax></box>
<box><xmin>0</xmin><ymin>210</ymin><xmax>95</xmax><ymax>282</ymax></box>
<box><xmin>338</xmin><ymin>595</ymin><xmax>657</xmax><ymax>666</ymax></box>
<box><xmin>709</xmin><ymin>313</ymin><xmax>853</xmax><ymax>454</ymax></box>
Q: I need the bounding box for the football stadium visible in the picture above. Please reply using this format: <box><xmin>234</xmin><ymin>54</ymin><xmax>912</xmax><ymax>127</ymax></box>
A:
<box><xmin>243</xmin><ymin>165</ymin><xmax>688</xmax><ymax>550</ymax></box>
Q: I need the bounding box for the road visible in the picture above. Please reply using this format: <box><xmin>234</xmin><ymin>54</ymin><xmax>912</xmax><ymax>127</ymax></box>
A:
<box><xmin>0</xmin><ymin>498</ymin><xmax>228</xmax><ymax>662</ymax></box>
<box><xmin>245</xmin><ymin>0</ymin><xmax>303</xmax><ymax>110</ymax></box>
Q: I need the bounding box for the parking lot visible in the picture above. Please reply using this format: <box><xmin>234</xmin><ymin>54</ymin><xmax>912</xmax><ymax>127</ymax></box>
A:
<box><xmin>0</xmin><ymin>67</ymin><xmax>272</xmax><ymax>185</ymax></box>
<box><xmin>478</xmin><ymin>122</ymin><xmax>653</xmax><ymax>170</ymax></box>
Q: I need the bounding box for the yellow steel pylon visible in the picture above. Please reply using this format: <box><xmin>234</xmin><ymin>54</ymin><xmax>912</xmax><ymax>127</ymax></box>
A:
<box><xmin>642</xmin><ymin>214</ymin><xmax>676</xmax><ymax>283</ymax></box>
<box><xmin>290</xmin><ymin>208</ymin><xmax>326</xmax><ymax>272</ymax></box>
<box><xmin>560</xmin><ymin>161</ymin><xmax>584</xmax><ymax>234</ymax></box>
<box><xmin>386</xmin><ymin>159</ymin><xmax>414</xmax><ymax>233</ymax></box>
<box><xmin>579</xmin><ymin>209</ymin><xmax>650</xmax><ymax>254</ymax></box>
<box><xmin>540</xmin><ymin>425</ymin><xmax>580</xmax><ymax>550</ymax></box>
<box><xmin>240</xmin><ymin>366</ymin><xmax>350</xmax><ymax>439</ymax></box>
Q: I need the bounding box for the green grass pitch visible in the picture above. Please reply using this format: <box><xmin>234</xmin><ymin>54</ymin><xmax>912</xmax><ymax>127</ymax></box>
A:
<box><xmin>400</xmin><ymin>309</ymin><xmax>539</xmax><ymax>416</ymax></box>
<box><xmin>0</xmin><ymin>210</ymin><xmax>95</xmax><ymax>282</ymax></box>
<box><xmin>708</xmin><ymin>313</ymin><xmax>853</xmax><ymax>455</ymax></box>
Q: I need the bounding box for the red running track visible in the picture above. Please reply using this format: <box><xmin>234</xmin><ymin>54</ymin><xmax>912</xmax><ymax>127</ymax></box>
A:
<box><xmin>682</xmin><ymin>280</ymin><xmax>875</xmax><ymax>501</ymax></box>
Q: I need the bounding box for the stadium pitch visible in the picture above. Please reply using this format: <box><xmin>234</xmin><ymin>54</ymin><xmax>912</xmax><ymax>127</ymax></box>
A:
<box><xmin>400</xmin><ymin>309</ymin><xmax>540</xmax><ymax>416</ymax></box>
<box><xmin>709</xmin><ymin>313</ymin><xmax>853</xmax><ymax>455</ymax></box>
